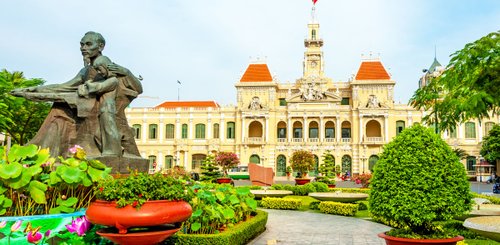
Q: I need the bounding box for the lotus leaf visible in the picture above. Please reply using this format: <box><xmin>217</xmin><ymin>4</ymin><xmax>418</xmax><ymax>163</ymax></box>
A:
<box><xmin>28</xmin><ymin>180</ymin><xmax>48</xmax><ymax>204</ymax></box>
<box><xmin>0</xmin><ymin>162</ymin><xmax>23</xmax><ymax>179</ymax></box>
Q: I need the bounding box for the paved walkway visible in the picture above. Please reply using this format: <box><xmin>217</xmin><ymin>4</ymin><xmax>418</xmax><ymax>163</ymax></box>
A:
<box><xmin>248</xmin><ymin>209</ymin><xmax>390</xmax><ymax>245</ymax></box>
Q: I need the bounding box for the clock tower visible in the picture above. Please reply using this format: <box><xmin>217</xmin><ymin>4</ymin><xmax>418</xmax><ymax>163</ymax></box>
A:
<box><xmin>303</xmin><ymin>9</ymin><xmax>324</xmax><ymax>78</ymax></box>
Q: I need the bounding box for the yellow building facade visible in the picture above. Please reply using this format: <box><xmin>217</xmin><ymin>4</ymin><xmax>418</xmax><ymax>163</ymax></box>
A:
<box><xmin>125</xmin><ymin>15</ymin><xmax>499</xmax><ymax>180</ymax></box>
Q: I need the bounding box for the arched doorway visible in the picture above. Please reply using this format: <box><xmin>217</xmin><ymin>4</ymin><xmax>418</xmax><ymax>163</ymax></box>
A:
<box><xmin>341</xmin><ymin>155</ymin><xmax>352</xmax><ymax>176</ymax></box>
<box><xmin>276</xmin><ymin>155</ymin><xmax>286</xmax><ymax>177</ymax></box>
<box><xmin>192</xmin><ymin>154</ymin><xmax>206</xmax><ymax>173</ymax></box>
<box><xmin>365</xmin><ymin>120</ymin><xmax>382</xmax><ymax>138</ymax></box>
<box><xmin>250</xmin><ymin>154</ymin><xmax>260</xmax><ymax>164</ymax></box>
<box><xmin>248</xmin><ymin>121</ymin><xmax>263</xmax><ymax>137</ymax></box>
<box><xmin>368</xmin><ymin>155</ymin><xmax>379</xmax><ymax>172</ymax></box>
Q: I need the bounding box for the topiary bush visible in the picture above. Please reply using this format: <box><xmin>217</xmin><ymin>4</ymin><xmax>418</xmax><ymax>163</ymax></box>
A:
<box><xmin>260</xmin><ymin>197</ymin><xmax>301</xmax><ymax>210</ymax></box>
<box><xmin>318</xmin><ymin>201</ymin><xmax>358</xmax><ymax>216</ymax></box>
<box><xmin>369</xmin><ymin>125</ymin><xmax>473</xmax><ymax>238</ymax></box>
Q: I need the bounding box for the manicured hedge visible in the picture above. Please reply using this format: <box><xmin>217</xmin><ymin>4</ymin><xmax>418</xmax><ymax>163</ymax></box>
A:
<box><xmin>472</xmin><ymin>193</ymin><xmax>500</xmax><ymax>204</ymax></box>
<box><xmin>330</xmin><ymin>187</ymin><xmax>370</xmax><ymax>194</ymax></box>
<box><xmin>164</xmin><ymin>210</ymin><xmax>268</xmax><ymax>245</ymax></box>
<box><xmin>318</xmin><ymin>201</ymin><xmax>358</xmax><ymax>216</ymax></box>
<box><xmin>260</xmin><ymin>197</ymin><xmax>301</xmax><ymax>210</ymax></box>
<box><xmin>270</xmin><ymin>182</ymin><xmax>329</xmax><ymax>196</ymax></box>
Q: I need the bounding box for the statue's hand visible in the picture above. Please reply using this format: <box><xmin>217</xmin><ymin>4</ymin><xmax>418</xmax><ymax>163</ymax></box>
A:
<box><xmin>107</xmin><ymin>63</ymin><xmax>128</xmax><ymax>76</ymax></box>
<box><xmin>10</xmin><ymin>87</ymin><xmax>37</xmax><ymax>96</ymax></box>
<box><xmin>78</xmin><ymin>84</ymin><xmax>90</xmax><ymax>98</ymax></box>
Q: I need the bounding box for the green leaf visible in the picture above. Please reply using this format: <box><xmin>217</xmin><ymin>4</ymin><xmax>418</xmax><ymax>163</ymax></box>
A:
<box><xmin>0</xmin><ymin>162</ymin><xmax>23</xmax><ymax>179</ymax></box>
<box><xmin>215</xmin><ymin>192</ymin><xmax>225</xmax><ymax>202</ymax></box>
<box><xmin>34</xmin><ymin>148</ymin><xmax>51</xmax><ymax>165</ymax></box>
<box><xmin>191</xmin><ymin>222</ymin><xmax>201</xmax><ymax>231</ymax></box>
<box><xmin>48</xmin><ymin>171</ymin><xmax>62</xmax><ymax>185</ymax></box>
<box><xmin>49</xmin><ymin>205</ymin><xmax>75</xmax><ymax>214</ymax></box>
<box><xmin>87</xmin><ymin>166</ymin><xmax>106</xmax><ymax>182</ymax></box>
<box><xmin>57</xmin><ymin>197</ymin><xmax>78</xmax><ymax>207</ymax></box>
<box><xmin>88</xmin><ymin>159</ymin><xmax>107</xmax><ymax>170</ymax></box>
<box><xmin>222</xmin><ymin>207</ymin><xmax>235</xmax><ymax>219</ymax></box>
<box><xmin>192</xmin><ymin>209</ymin><xmax>203</xmax><ymax>217</ymax></box>
<box><xmin>229</xmin><ymin>195</ymin><xmax>240</xmax><ymax>205</ymax></box>
<box><xmin>245</xmin><ymin>198</ymin><xmax>257</xmax><ymax>210</ymax></box>
<box><xmin>236</xmin><ymin>187</ymin><xmax>250</xmax><ymax>196</ymax></box>
<box><xmin>78</xmin><ymin>161</ymin><xmax>88</xmax><ymax>171</ymax></box>
<box><xmin>56</xmin><ymin>165</ymin><xmax>83</xmax><ymax>184</ymax></box>
<box><xmin>11</xmin><ymin>144</ymin><xmax>38</xmax><ymax>161</ymax></box>
<box><xmin>28</xmin><ymin>180</ymin><xmax>48</xmax><ymax>204</ymax></box>
<box><xmin>8</xmin><ymin>169</ymin><xmax>33</xmax><ymax>189</ymax></box>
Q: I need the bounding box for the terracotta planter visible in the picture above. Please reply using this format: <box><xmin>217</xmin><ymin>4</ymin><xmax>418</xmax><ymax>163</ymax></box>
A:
<box><xmin>378</xmin><ymin>232</ymin><xmax>464</xmax><ymax>245</ymax></box>
<box><xmin>327</xmin><ymin>184</ymin><xmax>336</xmax><ymax>188</ymax></box>
<box><xmin>86</xmin><ymin>200</ymin><xmax>192</xmax><ymax>234</ymax></box>
<box><xmin>295</xmin><ymin>178</ymin><xmax>311</xmax><ymax>185</ymax></box>
<box><xmin>97</xmin><ymin>226</ymin><xmax>181</xmax><ymax>245</ymax></box>
<box><xmin>217</xmin><ymin>177</ymin><xmax>232</xmax><ymax>184</ymax></box>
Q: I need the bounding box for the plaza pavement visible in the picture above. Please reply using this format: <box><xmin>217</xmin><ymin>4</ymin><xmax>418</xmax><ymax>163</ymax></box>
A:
<box><xmin>238</xmin><ymin>180</ymin><xmax>498</xmax><ymax>245</ymax></box>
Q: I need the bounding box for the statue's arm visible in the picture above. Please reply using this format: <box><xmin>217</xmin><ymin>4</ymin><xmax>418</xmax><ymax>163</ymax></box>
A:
<box><xmin>108</xmin><ymin>63</ymin><xmax>143</xmax><ymax>94</ymax></box>
<box><xmin>11</xmin><ymin>70</ymin><xmax>84</xmax><ymax>95</ymax></box>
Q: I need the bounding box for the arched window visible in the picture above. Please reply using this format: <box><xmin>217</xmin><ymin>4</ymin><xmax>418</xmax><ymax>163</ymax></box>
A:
<box><xmin>293</xmin><ymin>121</ymin><xmax>303</xmax><ymax>138</ymax></box>
<box><xmin>484</xmin><ymin>122</ymin><xmax>495</xmax><ymax>137</ymax></box>
<box><xmin>148</xmin><ymin>124</ymin><xmax>158</xmax><ymax>139</ymax></box>
<box><xmin>341</xmin><ymin>121</ymin><xmax>351</xmax><ymax>139</ymax></box>
<box><xmin>195</xmin><ymin>124</ymin><xmax>206</xmax><ymax>139</ymax></box>
<box><xmin>192</xmin><ymin>154</ymin><xmax>206</xmax><ymax>173</ymax></box>
<box><xmin>227</xmin><ymin>122</ymin><xmax>235</xmax><ymax>139</ymax></box>
<box><xmin>165</xmin><ymin>124</ymin><xmax>175</xmax><ymax>139</ymax></box>
<box><xmin>365</xmin><ymin>120</ymin><xmax>381</xmax><ymax>137</ymax></box>
<box><xmin>277</xmin><ymin>121</ymin><xmax>287</xmax><ymax>139</ymax></box>
<box><xmin>368</xmin><ymin>155</ymin><xmax>379</xmax><ymax>172</ymax></box>
<box><xmin>465</xmin><ymin>122</ymin><xmax>476</xmax><ymax>139</ymax></box>
<box><xmin>396</xmin><ymin>121</ymin><xmax>405</xmax><ymax>135</ymax></box>
<box><xmin>248</xmin><ymin>121</ymin><xmax>263</xmax><ymax>137</ymax></box>
<box><xmin>181</xmin><ymin>124</ymin><xmax>188</xmax><ymax>139</ymax></box>
<box><xmin>213</xmin><ymin>123</ymin><xmax>220</xmax><ymax>138</ymax></box>
<box><xmin>341</xmin><ymin>155</ymin><xmax>352</xmax><ymax>175</ymax></box>
<box><xmin>132</xmin><ymin>124</ymin><xmax>141</xmax><ymax>139</ymax></box>
<box><xmin>249</xmin><ymin>154</ymin><xmax>260</xmax><ymax>164</ymax></box>
<box><xmin>165</xmin><ymin>155</ymin><xmax>174</xmax><ymax>169</ymax></box>
<box><xmin>148</xmin><ymin>155</ymin><xmax>157</xmax><ymax>171</ymax></box>
<box><xmin>466</xmin><ymin>156</ymin><xmax>476</xmax><ymax>172</ymax></box>
<box><xmin>309</xmin><ymin>121</ymin><xmax>319</xmax><ymax>139</ymax></box>
<box><xmin>325</xmin><ymin>121</ymin><xmax>335</xmax><ymax>139</ymax></box>
<box><xmin>276</xmin><ymin>155</ymin><xmax>287</xmax><ymax>177</ymax></box>
<box><xmin>311</xmin><ymin>29</ymin><xmax>316</xmax><ymax>40</ymax></box>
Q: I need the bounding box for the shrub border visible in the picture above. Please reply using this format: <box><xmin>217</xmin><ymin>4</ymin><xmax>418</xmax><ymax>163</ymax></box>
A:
<box><xmin>165</xmin><ymin>210</ymin><xmax>268</xmax><ymax>245</ymax></box>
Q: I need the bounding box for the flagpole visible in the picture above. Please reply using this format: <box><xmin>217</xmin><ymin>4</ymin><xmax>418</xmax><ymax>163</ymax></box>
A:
<box><xmin>177</xmin><ymin>80</ymin><xmax>181</xmax><ymax>101</ymax></box>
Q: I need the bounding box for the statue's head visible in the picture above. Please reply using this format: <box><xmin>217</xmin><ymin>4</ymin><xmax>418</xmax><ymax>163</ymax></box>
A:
<box><xmin>80</xmin><ymin>31</ymin><xmax>106</xmax><ymax>65</ymax></box>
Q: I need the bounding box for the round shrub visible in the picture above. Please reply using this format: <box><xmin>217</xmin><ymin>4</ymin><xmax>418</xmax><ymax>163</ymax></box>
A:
<box><xmin>369</xmin><ymin>125</ymin><xmax>472</xmax><ymax>236</ymax></box>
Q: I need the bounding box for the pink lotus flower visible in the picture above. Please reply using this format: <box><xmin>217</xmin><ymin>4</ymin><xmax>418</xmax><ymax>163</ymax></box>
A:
<box><xmin>27</xmin><ymin>231</ymin><xmax>43</xmax><ymax>244</ymax></box>
<box><xmin>65</xmin><ymin>216</ymin><xmax>90</xmax><ymax>236</ymax></box>
<box><xmin>0</xmin><ymin>221</ymin><xmax>6</xmax><ymax>229</ymax></box>
<box><xmin>11</xmin><ymin>220</ymin><xmax>22</xmax><ymax>232</ymax></box>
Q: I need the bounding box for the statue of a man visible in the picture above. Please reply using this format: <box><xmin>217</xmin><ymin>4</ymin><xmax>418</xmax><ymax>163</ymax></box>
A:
<box><xmin>11</xmin><ymin>31</ymin><xmax>143</xmax><ymax>159</ymax></box>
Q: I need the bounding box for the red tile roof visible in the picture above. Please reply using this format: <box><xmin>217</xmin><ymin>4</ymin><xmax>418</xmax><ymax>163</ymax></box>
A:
<box><xmin>355</xmin><ymin>60</ymin><xmax>390</xmax><ymax>80</ymax></box>
<box><xmin>240</xmin><ymin>64</ymin><xmax>273</xmax><ymax>82</ymax></box>
<box><xmin>155</xmin><ymin>101</ymin><xmax>219</xmax><ymax>108</ymax></box>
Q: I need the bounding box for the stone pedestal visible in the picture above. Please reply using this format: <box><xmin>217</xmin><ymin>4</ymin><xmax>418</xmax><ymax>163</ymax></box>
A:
<box><xmin>93</xmin><ymin>155</ymin><xmax>149</xmax><ymax>174</ymax></box>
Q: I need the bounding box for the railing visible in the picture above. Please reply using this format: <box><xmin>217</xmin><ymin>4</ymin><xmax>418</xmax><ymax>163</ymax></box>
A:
<box><xmin>324</xmin><ymin>138</ymin><xmax>335</xmax><ymax>143</ymax></box>
<box><xmin>365</xmin><ymin>137</ymin><xmax>383</xmax><ymax>143</ymax></box>
<box><xmin>292</xmin><ymin>138</ymin><xmax>303</xmax><ymax>143</ymax></box>
<box><xmin>245</xmin><ymin>137</ymin><xmax>264</xmax><ymax>144</ymax></box>
<box><xmin>308</xmin><ymin>138</ymin><xmax>319</xmax><ymax>143</ymax></box>
<box><xmin>277</xmin><ymin>138</ymin><xmax>287</xmax><ymax>143</ymax></box>
<box><xmin>341</xmin><ymin>138</ymin><xmax>351</xmax><ymax>143</ymax></box>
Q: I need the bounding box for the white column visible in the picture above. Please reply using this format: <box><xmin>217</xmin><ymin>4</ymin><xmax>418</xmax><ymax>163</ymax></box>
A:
<box><xmin>359</xmin><ymin>115</ymin><xmax>363</xmax><ymax>143</ymax></box>
<box><xmin>175</xmin><ymin>151</ymin><xmax>180</xmax><ymax>166</ymax></box>
<box><xmin>175</xmin><ymin>119</ymin><xmax>181</xmax><ymax>139</ymax></box>
<box><xmin>184</xmin><ymin>151</ymin><xmax>188</xmax><ymax>170</ymax></box>
<box><xmin>159</xmin><ymin>119</ymin><xmax>164</xmax><ymax>143</ymax></box>
<box><xmin>384</xmin><ymin>115</ymin><xmax>389</xmax><ymax>142</ymax></box>
<box><xmin>242</xmin><ymin>117</ymin><xmax>246</xmax><ymax>140</ymax></box>
<box><xmin>207</xmin><ymin>119</ymin><xmax>212</xmax><ymax>139</ymax></box>
<box><xmin>478</xmin><ymin>122</ymin><xmax>483</xmax><ymax>140</ymax></box>
<box><xmin>189</xmin><ymin>119</ymin><xmax>193</xmax><ymax>139</ymax></box>
<box><xmin>288</xmin><ymin>117</ymin><xmax>292</xmax><ymax>142</ymax></box>
<box><xmin>336</xmin><ymin>117</ymin><xmax>341</xmax><ymax>142</ymax></box>
<box><xmin>142</xmin><ymin>121</ymin><xmax>147</xmax><ymax>143</ymax></box>
<box><xmin>303</xmin><ymin>116</ymin><xmax>307</xmax><ymax>141</ymax></box>
<box><xmin>265</xmin><ymin>116</ymin><xmax>269</xmax><ymax>141</ymax></box>
<box><xmin>220</xmin><ymin>119</ymin><xmax>225</xmax><ymax>140</ymax></box>
<box><xmin>458</xmin><ymin>124</ymin><xmax>463</xmax><ymax>139</ymax></box>
<box><xmin>319</xmin><ymin>117</ymin><xmax>324</xmax><ymax>142</ymax></box>
<box><xmin>158</xmin><ymin>152</ymin><xmax>163</xmax><ymax>172</ymax></box>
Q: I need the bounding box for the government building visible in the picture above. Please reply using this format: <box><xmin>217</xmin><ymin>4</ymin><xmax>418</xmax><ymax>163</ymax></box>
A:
<box><xmin>125</xmin><ymin>10</ymin><xmax>498</xmax><ymax>180</ymax></box>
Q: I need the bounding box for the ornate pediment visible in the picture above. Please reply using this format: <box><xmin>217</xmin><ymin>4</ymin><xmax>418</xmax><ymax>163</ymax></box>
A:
<box><xmin>358</xmin><ymin>95</ymin><xmax>389</xmax><ymax>109</ymax></box>
<box><xmin>287</xmin><ymin>82</ymin><xmax>341</xmax><ymax>103</ymax></box>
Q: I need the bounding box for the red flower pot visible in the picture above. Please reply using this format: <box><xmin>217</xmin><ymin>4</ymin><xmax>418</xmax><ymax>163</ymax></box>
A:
<box><xmin>295</xmin><ymin>178</ymin><xmax>311</xmax><ymax>185</ymax></box>
<box><xmin>86</xmin><ymin>200</ymin><xmax>192</xmax><ymax>234</ymax></box>
<box><xmin>216</xmin><ymin>177</ymin><xmax>232</xmax><ymax>184</ymax></box>
<box><xmin>327</xmin><ymin>184</ymin><xmax>336</xmax><ymax>188</ymax></box>
<box><xmin>378</xmin><ymin>232</ymin><xmax>464</xmax><ymax>245</ymax></box>
<box><xmin>97</xmin><ymin>226</ymin><xmax>181</xmax><ymax>245</ymax></box>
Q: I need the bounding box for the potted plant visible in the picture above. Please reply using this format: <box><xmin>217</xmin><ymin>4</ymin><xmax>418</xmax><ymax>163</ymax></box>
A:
<box><xmin>0</xmin><ymin>144</ymin><xmax>111</xmax><ymax>244</ymax></box>
<box><xmin>85</xmin><ymin>171</ymin><xmax>194</xmax><ymax>244</ymax></box>
<box><xmin>214</xmin><ymin>152</ymin><xmax>240</xmax><ymax>184</ymax></box>
<box><xmin>369</xmin><ymin>125</ymin><xmax>472</xmax><ymax>244</ymax></box>
<box><xmin>286</xmin><ymin>166</ymin><xmax>292</xmax><ymax>179</ymax></box>
<box><xmin>352</xmin><ymin>173</ymin><xmax>371</xmax><ymax>188</ymax></box>
<box><xmin>290</xmin><ymin>150</ymin><xmax>315</xmax><ymax>185</ymax></box>
<box><xmin>316</xmin><ymin>151</ymin><xmax>336</xmax><ymax>187</ymax></box>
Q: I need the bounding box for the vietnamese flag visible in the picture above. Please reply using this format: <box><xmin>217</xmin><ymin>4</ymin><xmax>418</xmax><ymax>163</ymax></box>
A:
<box><xmin>312</xmin><ymin>0</ymin><xmax>318</xmax><ymax>4</ymax></box>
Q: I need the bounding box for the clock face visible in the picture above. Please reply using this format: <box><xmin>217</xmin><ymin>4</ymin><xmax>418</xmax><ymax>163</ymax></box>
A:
<box><xmin>310</xmin><ymin>61</ymin><xmax>317</xmax><ymax>68</ymax></box>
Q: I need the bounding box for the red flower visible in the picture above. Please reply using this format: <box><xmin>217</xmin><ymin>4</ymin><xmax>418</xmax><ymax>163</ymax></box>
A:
<box><xmin>99</xmin><ymin>187</ymin><xmax>104</xmax><ymax>192</ymax></box>
<box><xmin>138</xmin><ymin>193</ymin><xmax>143</xmax><ymax>198</ymax></box>
<box><xmin>132</xmin><ymin>201</ymin><xmax>138</xmax><ymax>207</ymax></box>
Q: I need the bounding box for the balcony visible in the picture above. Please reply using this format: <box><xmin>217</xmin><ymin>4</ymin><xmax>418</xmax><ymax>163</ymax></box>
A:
<box><xmin>341</xmin><ymin>138</ymin><xmax>351</xmax><ymax>143</ymax></box>
<box><xmin>244</xmin><ymin>137</ymin><xmax>264</xmax><ymax>145</ymax></box>
<box><xmin>364</xmin><ymin>137</ymin><xmax>383</xmax><ymax>144</ymax></box>
<box><xmin>308</xmin><ymin>138</ymin><xmax>319</xmax><ymax>143</ymax></box>
<box><xmin>292</xmin><ymin>138</ymin><xmax>303</xmax><ymax>143</ymax></box>
<box><xmin>324</xmin><ymin>138</ymin><xmax>336</xmax><ymax>143</ymax></box>
<box><xmin>277</xmin><ymin>138</ymin><xmax>287</xmax><ymax>143</ymax></box>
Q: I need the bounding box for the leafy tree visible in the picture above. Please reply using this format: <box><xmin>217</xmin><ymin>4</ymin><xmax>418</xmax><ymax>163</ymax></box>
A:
<box><xmin>480</xmin><ymin>124</ymin><xmax>500</xmax><ymax>164</ymax></box>
<box><xmin>0</xmin><ymin>69</ymin><xmax>51</xmax><ymax>144</ymax></box>
<box><xmin>200</xmin><ymin>154</ymin><xmax>221</xmax><ymax>182</ymax></box>
<box><xmin>453</xmin><ymin>148</ymin><xmax>469</xmax><ymax>160</ymax></box>
<box><xmin>317</xmin><ymin>151</ymin><xmax>336</xmax><ymax>185</ymax></box>
<box><xmin>290</xmin><ymin>150</ymin><xmax>315</xmax><ymax>178</ymax></box>
<box><xmin>409</xmin><ymin>71</ymin><xmax>444</xmax><ymax>134</ymax></box>
<box><xmin>411</xmin><ymin>31</ymin><xmax>499</xmax><ymax>131</ymax></box>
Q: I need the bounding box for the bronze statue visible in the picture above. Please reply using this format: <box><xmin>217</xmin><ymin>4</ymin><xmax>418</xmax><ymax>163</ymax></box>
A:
<box><xmin>11</xmin><ymin>31</ymin><xmax>148</xmax><ymax>173</ymax></box>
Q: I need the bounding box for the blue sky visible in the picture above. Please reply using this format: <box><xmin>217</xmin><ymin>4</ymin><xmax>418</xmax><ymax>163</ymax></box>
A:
<box><xmin>1</xmin><ymin>0</ymin><xmax>499</xmax><ymax>107</ymax></box>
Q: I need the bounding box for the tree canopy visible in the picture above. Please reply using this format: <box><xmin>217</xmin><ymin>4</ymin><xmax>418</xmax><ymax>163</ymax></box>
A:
<box><xmin>480</xmin><ymin>124</ymin><xmax>500</xmax><ymax>164</ymax></box>
<box><xmin>410</xmin><ymin>31</ymin><xmax>500</xmax><ymax>131</ymax></box>
<box><xmin>0</xmin><ymin>69</ymin><xmax>51</xmax><ymax>144</ymax></box>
